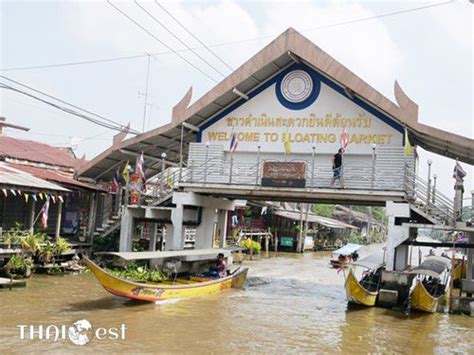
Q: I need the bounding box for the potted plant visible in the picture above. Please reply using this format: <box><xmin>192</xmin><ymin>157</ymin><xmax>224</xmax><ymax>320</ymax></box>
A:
<box><xmin>54</xmin><ymin>236</ymin><xmax>71</xmax><ymax>256</ymax></box>
<box><xmin>5</xmin><ymin>255</ymin><xmax>33</xmax><ymax>279</ymax></box>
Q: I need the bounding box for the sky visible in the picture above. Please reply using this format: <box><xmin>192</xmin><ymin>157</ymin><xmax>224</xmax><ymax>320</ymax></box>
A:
<box><xmin>0</xmin><ymin>0</ymin><xmax>472</xmax><ymax>197</ymax></box>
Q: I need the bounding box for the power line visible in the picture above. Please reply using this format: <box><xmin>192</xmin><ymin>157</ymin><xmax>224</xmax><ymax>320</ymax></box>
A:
<box><xmin>299</xmin><ymin>0</ymin><xmax>454</xmax><ymax>32</ymax></box>
<box><xmin>0</xmin><ymin>75</ymin><xmax>138</xmax><ymax>134</ymax></box>
<box><xmin>0</xmin><ymin>82</ymin><xmax>135</xmax><ymax>134</ymax></box>
<box><xmin>107</xmin><ymin>0</ymin><xmax>219</xmax><ymax>83</ymax></box>
<box><xmin>0</xmin><ymin>0</ymin><xmax>454</xmax><ymax>73</ymax></box>
<box><xmin>154</xmin><ymin>1</ymin><xmax>234</xmax><ymax>72</ymax></box>
<box><xmin>135</xmin><ymin>0</ymin><xmax>227</xmax><ymax>78</ymax></box>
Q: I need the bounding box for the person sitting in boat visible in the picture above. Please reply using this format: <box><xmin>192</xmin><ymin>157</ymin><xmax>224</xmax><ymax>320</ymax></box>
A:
<box><xmin>205</xmin><ymin>253</ymin><xmax>228</xmax><ymax>278</ymax></box>
<box><xmin>215</xmin><ymin>253</ymin><xmax>227</xmax><ymax>277</ymax></box>
<box><xmin>351</xmin><ymin>251</ymin><xmax>359</xmax><ymax>262</ymax></box>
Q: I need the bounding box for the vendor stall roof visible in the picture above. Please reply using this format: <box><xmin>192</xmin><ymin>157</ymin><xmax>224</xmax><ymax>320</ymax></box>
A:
<box><xmin>8</xmin><ymin>163</ymin><xmax>102</xmax><ymax>191</ymax></box>
<box><xmin>0</xmin><ymin>162</ymin><xmax>69</xmax><ymax>192</ymax></box>
<box><xmin>273</xmin><ymin>209</ymin><xmax>358</xmax><ymax>230</ymax></box>
<box><xmin>333</xmin><ymin>243</ymin><xmax>362</xmax><ymax>256</ymax></box>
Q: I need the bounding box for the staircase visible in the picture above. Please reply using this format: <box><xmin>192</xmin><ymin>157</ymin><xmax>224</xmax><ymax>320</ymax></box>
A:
<box><xmin>404</xmin><ymin>168</ymin><xmax>455</xmax><ymax>226</ymax></box>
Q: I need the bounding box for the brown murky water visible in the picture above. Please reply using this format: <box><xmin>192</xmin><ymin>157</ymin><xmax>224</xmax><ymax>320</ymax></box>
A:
<box><xmin>1</xmin><ymin>248</ymin><xmax>473</xmax><ymax>353</ymax></box>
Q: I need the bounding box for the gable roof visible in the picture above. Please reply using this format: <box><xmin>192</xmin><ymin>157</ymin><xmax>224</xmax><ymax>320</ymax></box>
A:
<box><xmin>0</xmin><ymin>135</ymin><xmax>79</xmax><ymax>168</ymax></box>
<box><xmin>77</xmin><ymin>28</ymin><xmax>473</xmax><ymax>181</ymax></box>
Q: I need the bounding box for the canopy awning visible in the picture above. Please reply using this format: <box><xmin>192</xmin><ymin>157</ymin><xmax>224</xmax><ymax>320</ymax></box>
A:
<box><xmin>409</xmin><ymin>256</ymin><xmax>451</xmax><ymax>278</ymax></box>
<box><xmin>96</xmin><ymin>248</ymin><xmax>231</xmax><ymax>261</ymax></box>
<box><xmin>354</xmin><ymin>250</ymin><xmax>385</xmax><ymax>270</ymax></box>
<box><xmin>0</xmin><ymin>162</ymin><xmax>69</xmax><ymax>193</ymax></box>
<box><xmin>333</xmin><ymin>243</ymin><xmax>362</xmax><ymax>256</ymax></box>
<box><xmin>273</xmin><ymin>209</ymin><xmax>358</xmax><ymax>229</ymax></box>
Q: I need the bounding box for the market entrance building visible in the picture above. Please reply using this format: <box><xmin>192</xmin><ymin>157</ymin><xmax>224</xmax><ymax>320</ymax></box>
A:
<box><xmin>77</xmin><ymin>28</ymin><xmax>473</xmax><ymax>284</ymax></box>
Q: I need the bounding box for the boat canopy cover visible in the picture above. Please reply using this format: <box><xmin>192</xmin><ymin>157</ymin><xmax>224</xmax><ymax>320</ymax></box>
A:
<box><xmin>354</xmin><ymin>250</ymin><xmax>385</xmax><ymax>270</ymax></box>
<box><xmin>410</xmin><ymin>256</ymin><xmax>451</xmax><ymax>278</ymax></box>
<box><xmin>333</xmin><ymin>243</ymin><xmax>362</xmax><ymax>256</ymax></box>
<box><xmin>96</xmin><ymin>248</ymin><xmax>232</xmax><ymax>261</ymax></box>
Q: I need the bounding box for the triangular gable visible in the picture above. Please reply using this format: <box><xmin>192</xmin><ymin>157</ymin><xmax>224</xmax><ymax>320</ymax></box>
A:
<box><xmin>198</xmin><ymin>63</ymin><xmax>403</xmax><ymax>155</ymax></box>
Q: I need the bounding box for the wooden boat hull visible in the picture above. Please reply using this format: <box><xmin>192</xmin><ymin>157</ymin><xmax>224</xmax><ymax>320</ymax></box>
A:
<box><xmin>84</xmin><ymin>256</ymin><xmax>248</xmax><ymax>302</ymax></box>
<box><xmin>411</xmin><ymin>280</ymin><xmax>443</xmax><ymax>313</ymax></box>
<box><xmin>330</xmin><ymin>259</ymin><xmax>346</xmax><ymax>268</ymax></box>
<box><xmin>344</xmin><ymin>268</ymin><xmax>378</xmax><ymax>306</ymax></box>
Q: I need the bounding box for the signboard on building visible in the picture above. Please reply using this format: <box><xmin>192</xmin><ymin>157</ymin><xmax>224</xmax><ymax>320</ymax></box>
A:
<box><xmin>261</xmin><ymin>161</ymin><xmax>306</xmax><ymax>188</ymax></box>
<box><xmin>199</xmin><ymin>64</ymin><xmax>403</xmax><ymax>155</ymax></box>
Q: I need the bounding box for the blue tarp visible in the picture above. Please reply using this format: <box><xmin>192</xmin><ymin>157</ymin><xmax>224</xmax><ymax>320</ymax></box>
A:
<box><xmin>333</xmin><ymin>243</ymin><xmax>362</xmax><ymax>256</ymax></box>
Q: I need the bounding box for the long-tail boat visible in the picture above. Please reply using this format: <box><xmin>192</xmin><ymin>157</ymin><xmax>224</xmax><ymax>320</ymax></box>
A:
<box><xmin>84</xmin><ymin>249</ymin><xmax>248</xmax><ymax>302</ymax></box>
<box><xmin>345</xmin><ymin>251</ymin><xmax>384</xmax><ymax>306</ymax></box>
<box><xmin>409</xmin><ymin>256</ymin><xmax>451</xmax><ymax>313</ymax></box>
<box><xmin>329</xmin><ymin>243</ymin><xmax>362</xmax><ymax>268</ymax></box>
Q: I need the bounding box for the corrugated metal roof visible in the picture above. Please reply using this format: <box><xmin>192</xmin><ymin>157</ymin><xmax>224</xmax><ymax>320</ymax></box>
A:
<box><xmin>0</xmin><ymin>136</ymin><xmax>79</xmax><ymax>168</ymax></box>
<box><xmin>0</xmin><ymin>162</ymin><xmax>69</xmax><ymax>192</ymax></box>
<box><xmin>8</xmin><ymin>163</ymin><xmax>100</xmax><ymax>191</ymax></box>
<box><xmin>273</xmin><ymin>209</ymin><xmax>358</xmax><ymax>229</ymax></box>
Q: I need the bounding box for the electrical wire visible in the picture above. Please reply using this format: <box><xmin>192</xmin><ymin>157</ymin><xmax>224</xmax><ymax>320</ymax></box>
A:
<box><xmin>107</xmin><ymin>0</ymin><xmax>219</xmax><ymax>83</ymax></box>
<box><xmin>135</xmin><ymin>0</ymin><xmax>227</xmax><ymax>78</ymax></box>
<box><xmin>0</xmin><ymin>75</ymin><xmax>139</xmax><ymax>134</ymax></box>
<box><xmin>0</xmin><ymin>83</ymin><xmax>134</xmax><ymax>134</ymax></box>
<box><xmin>0</xmin><ymin>0</ymin><xmax>454</xmax><ymax>73</ymax></box>
<box><xmin>154</xmin><ymin>1</ymin><xmax>234</xmax><ymax>72</ymax></box>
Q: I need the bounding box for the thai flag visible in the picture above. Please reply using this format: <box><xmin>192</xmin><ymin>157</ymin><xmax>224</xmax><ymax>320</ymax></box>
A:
<box><xmin>112</xmin><ymin>169</ymin><xmax>121</xmax><ymax>190</ymax></box>
<box><xmin>341</xmin><ymin>127</ymin><xmax>348</xmax><ymax>150</ymax></box>
<box><xmin>135</xmin><ymin>152</ymin><xmax>146</xmax><ymax>185</ymax></box>
<box><xmin>40</xmin><ymin>197</ymin><xmax>50</xmax><ymax>229</ymax></box>
<box><xmin>230</xmin><ymin>133</ymin><xmax>239</xmax><ymax>153</ymax></box>
<box><xmin>453</xmin><ymin>161</ymin><xmax>466</xmax><ymax>182</ymax></box>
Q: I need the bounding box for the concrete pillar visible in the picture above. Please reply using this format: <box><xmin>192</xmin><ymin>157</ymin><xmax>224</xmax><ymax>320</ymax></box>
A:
<box><xmin>454</xmin><ymin>180</ymin><xmax>464</xmax><ymax>222</ymax></box>
<box><xmin>385</xmin><ymin>202</ymin><xmax>411</xmax><ymax>271</ymax></box>
<box><xmin>119</xmin><ymin>207</ymin><xmax>134</xmax><ymax>252</ymax></box>
<box><xmin>55</xmin><ymin>200</ymin><xmax>63</xmax><ymax>238</ymax></box>
<box><xmin>166</xmin><ymin>204</ymin><xmax>184</xmax><ymax>250</ymax></box>
<box><xmin>28</xmin><ymin>199</ymin><xmax>36</xmax><ymax>232</ymax></box>
<box><xmin>195</xmin><ymin>207</ymin><xmax>218</xmax><ymax>249</ymax></box>
<box><xmin>217</xmin><ymin>210</ymin><xmax>228</xmax><ymax>248</ymax></box>
<box><xmin>462</xmin><ymin>231</ymin><xmax>474</xmax><ymax>295</ymax></box>
<box><xmin>148</xmin><ymin>223</ymin><xmax>158</xmax><ymax>251</ymax></box>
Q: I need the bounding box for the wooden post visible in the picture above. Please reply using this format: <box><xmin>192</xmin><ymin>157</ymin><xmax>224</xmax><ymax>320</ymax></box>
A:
<box><xmin>265</xmin><ymin>235</ymin><xmax>269</xmax><ymax>258</ymax></box>
<box><xmin>297</xmin><ymin>204</ymin><xmax>304</xmax><ymax>253</ymax></box>
<box><xmin>87</xmin><ymin>192</ymin><xmax>97</xmax><ymax>237</ymax></box>
<box><xmin>28</xmin><ymin>199</ymin><xmax>35</xmax><ymax>232</ymax></box>
<box><xmin>249</xmin><ymin>237</ymin><xmax>253</xmax><ymax>260</ymax></box>
<box><xmin>55</xmin><ymin>199</ymin><xmax>63</xmax><ymax>239</ymax></box>
<box><xmin>274</xmin><ymin>228</ymin><xmax>278</xmax><ymax>256</ymax></box>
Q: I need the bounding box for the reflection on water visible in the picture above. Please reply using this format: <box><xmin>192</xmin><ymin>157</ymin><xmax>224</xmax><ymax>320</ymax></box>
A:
<box><xmin>1</xmin><ymin>247</ymin><xmax>473</xmax><ymax>353</ymax></box>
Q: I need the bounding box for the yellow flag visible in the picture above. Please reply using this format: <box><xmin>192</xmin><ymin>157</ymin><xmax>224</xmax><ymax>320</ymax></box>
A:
<box><xmin>404</xmin><ymin>128</ymin><xmax>414</xmax><ymax>158</ymax></box>
<box><xmin>122</xmin><ymin>161</ymin><xmax>130</xmax><ymax>184</ymax></box>
<box><xmin>283</xmin><ymin>133</ymin><xmax>291</xmax><ymax>155</ymax></box>
<box><xmin>24</xmin><ymin>193</ymin><xmax>29</xmax><ymax>203</ymax></box>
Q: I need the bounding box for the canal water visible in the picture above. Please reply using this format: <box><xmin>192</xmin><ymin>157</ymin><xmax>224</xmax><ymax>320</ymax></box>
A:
<box><xmin>1</xmin><ymin>247</ymin><xmax>473</xmax><ymax>353</ymax></box>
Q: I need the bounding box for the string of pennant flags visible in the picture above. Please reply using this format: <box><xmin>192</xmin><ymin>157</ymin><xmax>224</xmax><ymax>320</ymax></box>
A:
<box><xmin>1</xmin><ymin>188</ymin><xmax>64</xmax><ymax>204</ymax></box>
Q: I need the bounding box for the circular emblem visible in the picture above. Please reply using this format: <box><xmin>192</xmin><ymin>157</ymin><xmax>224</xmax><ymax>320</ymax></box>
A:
<box><xmin>280</xmin><ymin>70</ymin><xmax>313</xmax><ymax>103</ymax></box>
<box><xmin>68</xmin><ymin>319</ymin><xmax>92</xmax><ymax>346</ymax></box>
